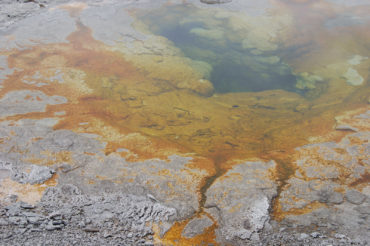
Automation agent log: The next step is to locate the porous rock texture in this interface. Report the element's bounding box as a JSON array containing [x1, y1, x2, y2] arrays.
[[204, 161, 277, 244], [275, 109, 370, 245], [0, 184, 176, 246]]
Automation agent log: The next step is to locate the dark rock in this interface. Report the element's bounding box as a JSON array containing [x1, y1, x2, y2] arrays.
[[335, 125, 359, 132], [52, 220, 64, 225], [30, 228, 42, 232], [83, 226, 100, 232], [19, 202, 35, 209]]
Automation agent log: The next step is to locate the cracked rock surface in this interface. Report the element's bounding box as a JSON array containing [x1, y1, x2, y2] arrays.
[[205, 160, 277, 244], [0, 184, 176, 246]]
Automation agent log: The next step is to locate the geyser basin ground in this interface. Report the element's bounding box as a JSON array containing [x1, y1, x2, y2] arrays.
[[0, 0, 369, 245]]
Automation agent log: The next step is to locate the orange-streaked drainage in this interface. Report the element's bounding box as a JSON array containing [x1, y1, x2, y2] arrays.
[[0, 6, 369, 244]]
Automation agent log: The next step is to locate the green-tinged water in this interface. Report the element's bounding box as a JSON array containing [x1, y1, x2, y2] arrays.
[[139, 5, 303, 94]]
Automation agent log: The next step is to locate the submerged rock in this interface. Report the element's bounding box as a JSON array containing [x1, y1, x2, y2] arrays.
[[295, 72, 323, 90], [190, 27, 224, 40], [343, 68, 364, 86]]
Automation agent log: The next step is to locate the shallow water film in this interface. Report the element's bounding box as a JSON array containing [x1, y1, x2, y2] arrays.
[[0, 0, 369, 245]]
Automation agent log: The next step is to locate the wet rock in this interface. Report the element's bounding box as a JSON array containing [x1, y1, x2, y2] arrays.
[[190, 28, 224, 40], [186, 79, 215, 97], [295, 72, 323, 90], [343, 68, 364, 86], [182, 215, 213, 238], [345, 189, 366, 205]]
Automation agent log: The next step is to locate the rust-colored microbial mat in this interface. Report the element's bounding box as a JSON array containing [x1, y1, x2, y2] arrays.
[[0, 0, 369, 245]]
